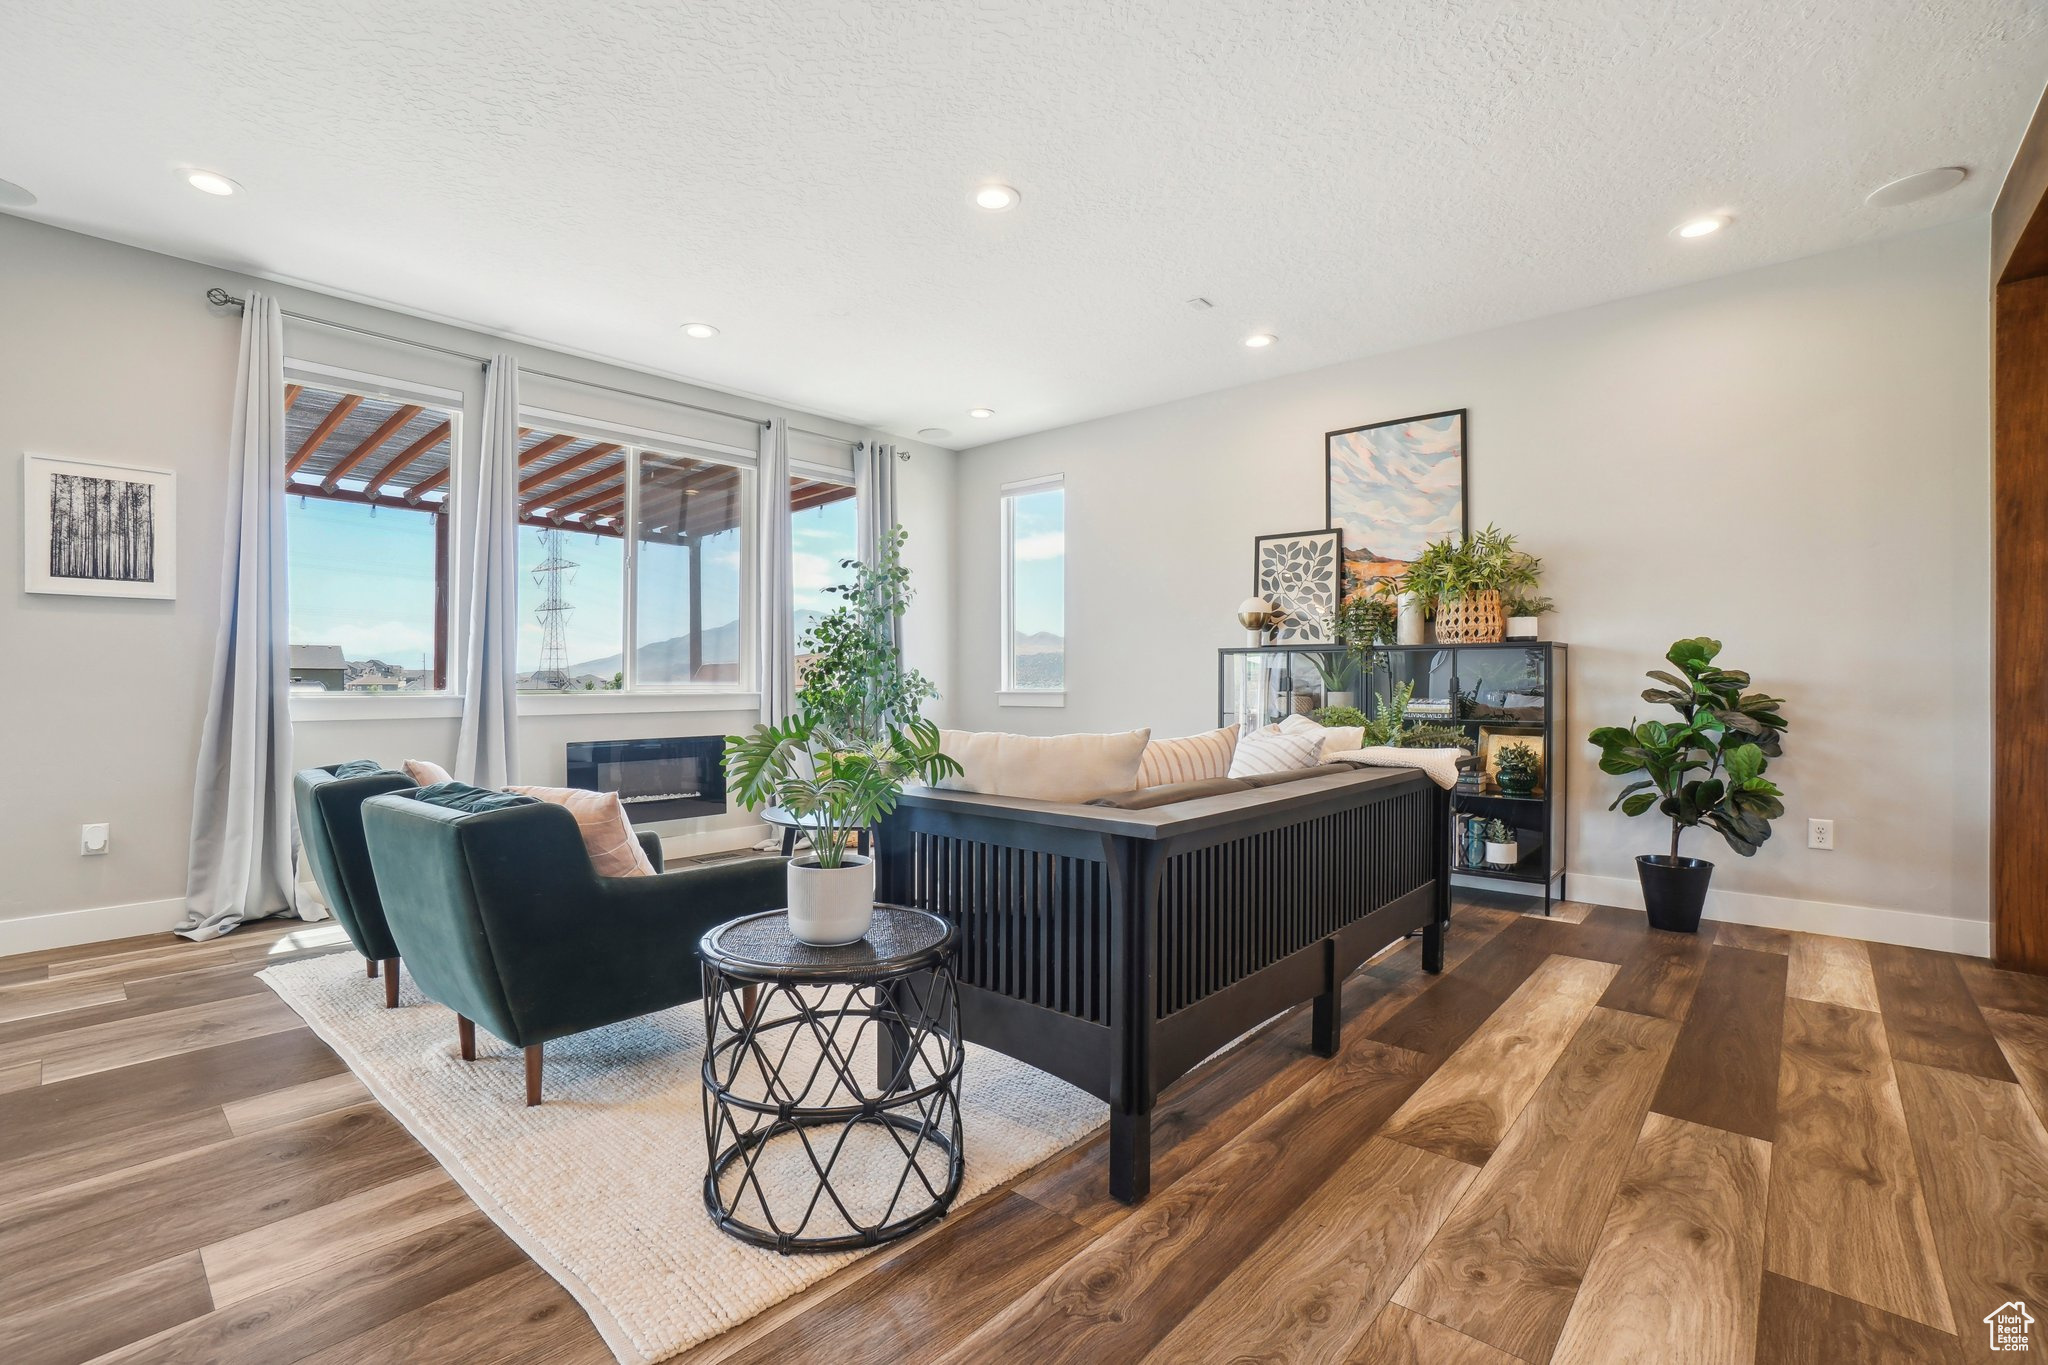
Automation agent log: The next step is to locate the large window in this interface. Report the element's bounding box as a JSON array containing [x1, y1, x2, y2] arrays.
[[516, 426, 750, 692], [284, 382, 456, 692], [790, 473, 857, 679], [1002, 475, 1065, 693]]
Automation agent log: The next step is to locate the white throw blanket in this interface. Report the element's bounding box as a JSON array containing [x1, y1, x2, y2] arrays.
[[1328, 745, 1465, 790]]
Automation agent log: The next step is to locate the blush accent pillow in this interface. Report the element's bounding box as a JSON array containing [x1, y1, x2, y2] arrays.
[[1228, 724, 1327, 778], [1137, 726, 1239, 787], [403, 757, 455, 787], [505, 785, 656, 878], [1278, 712, 1365, 754], [936, 729, 1151, 803]]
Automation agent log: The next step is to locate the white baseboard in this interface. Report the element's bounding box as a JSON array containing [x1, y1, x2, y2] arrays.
[[1501, 871, 1991, 957], [0, 896, 187, 958]]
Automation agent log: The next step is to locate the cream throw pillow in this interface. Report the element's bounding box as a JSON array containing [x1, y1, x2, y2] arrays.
[[403, 757, 454, 787], [1137, 726, 1239, 787], [936, 729, 1151, 803], [505, 785, 656, 878], [1229, 725, 1326, 778], [1278, 713, 1364, 754]]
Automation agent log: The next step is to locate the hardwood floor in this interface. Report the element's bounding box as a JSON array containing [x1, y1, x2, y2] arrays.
[[3, 897, 2046, 1364]]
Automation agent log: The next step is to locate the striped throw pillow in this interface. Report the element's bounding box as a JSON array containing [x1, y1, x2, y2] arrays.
[[1228, 725, 1326, 778], [1137, 726, 1239, 787]]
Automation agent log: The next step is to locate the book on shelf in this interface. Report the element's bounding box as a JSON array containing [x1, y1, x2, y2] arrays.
[[1406, 698, 1454, 717]]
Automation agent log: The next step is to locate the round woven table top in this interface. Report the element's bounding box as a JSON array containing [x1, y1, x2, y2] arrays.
[[699, 905, 954, 982]]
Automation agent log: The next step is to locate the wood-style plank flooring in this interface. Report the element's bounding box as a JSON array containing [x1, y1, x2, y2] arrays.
[[4, 894, 2047, 1364]]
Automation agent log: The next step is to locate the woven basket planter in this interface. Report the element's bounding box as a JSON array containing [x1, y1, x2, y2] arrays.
[[1434, 590, 1505, 643]]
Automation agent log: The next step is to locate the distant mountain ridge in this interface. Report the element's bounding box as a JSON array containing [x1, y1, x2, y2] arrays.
[[566, 610, 829, 677]]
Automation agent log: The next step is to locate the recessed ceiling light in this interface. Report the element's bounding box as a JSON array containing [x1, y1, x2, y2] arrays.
[[1673, 215, 1729, 239], [972, 184, 1019, 212], [1244, 333, 1277, 348], [917, 427, 952, 439], [968, 408, 996, 419], [181, 168, 241, 197], [1866, 167, 1968, 208], [0, 178, 37, 209], [680, 322, 719, 339]]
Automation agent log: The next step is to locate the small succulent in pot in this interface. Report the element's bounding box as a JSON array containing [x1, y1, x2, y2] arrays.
[[1481, 818, 1519, 868], [1493, 740, 1541, 794]]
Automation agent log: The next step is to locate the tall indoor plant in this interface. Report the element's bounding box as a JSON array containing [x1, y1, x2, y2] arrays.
[[726, 715, 960, 944], [797, 526, 937, 742], [1588, 637, 1789, 932]]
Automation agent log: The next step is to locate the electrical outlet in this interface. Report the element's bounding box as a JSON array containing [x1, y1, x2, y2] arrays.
[[80, 823, 110, 856], [1807, 818, 1834, 851]]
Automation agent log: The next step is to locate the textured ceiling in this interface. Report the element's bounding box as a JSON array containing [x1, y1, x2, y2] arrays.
[[2, 1, 2043, 449]]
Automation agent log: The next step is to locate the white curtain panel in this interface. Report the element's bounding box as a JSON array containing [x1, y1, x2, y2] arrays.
[[855, 439, 902, 652], [180, 291, 305, 941], [455, 355, 521, 788], [756, 418, 796, 725]]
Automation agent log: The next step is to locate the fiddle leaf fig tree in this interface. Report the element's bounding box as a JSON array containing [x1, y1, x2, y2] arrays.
[[1589, 637, 1789, 859]]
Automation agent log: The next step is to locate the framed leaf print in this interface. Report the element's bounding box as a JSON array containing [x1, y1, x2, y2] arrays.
[[1252, 529, 1342, 643]]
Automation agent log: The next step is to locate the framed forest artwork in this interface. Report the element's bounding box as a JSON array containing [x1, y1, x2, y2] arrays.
[[1325, 409, 1467, 596], [22, 453, 177, 599], [1252, 528, 1342, 643]]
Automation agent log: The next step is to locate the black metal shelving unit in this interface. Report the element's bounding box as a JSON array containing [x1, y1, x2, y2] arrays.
[[1218, 641, 1569, 913]]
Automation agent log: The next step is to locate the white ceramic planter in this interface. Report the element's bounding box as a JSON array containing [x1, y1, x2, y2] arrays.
[[1397, 592, 1427, 646], [1506, 614, 1541, 640], [786, 854, 876, 945], [1325, 690, 1356, 710], [1485, 839, 1519, 869]]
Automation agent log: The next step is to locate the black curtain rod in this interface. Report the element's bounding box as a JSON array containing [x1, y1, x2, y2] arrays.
[[205, 287, 772, 430]]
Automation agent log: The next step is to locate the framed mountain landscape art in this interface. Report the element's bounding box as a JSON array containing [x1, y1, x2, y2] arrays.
[[22, 453, 177, 599], [1252, 528, 1343, 643], [1325, 409, 1467, 594]]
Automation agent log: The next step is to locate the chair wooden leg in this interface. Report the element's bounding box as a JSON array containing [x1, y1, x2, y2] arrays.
[[525, 1044, 543, 1106], [366, 958, 379, 979], [458, 1015, 476, 1061], [382, 959, 400, 1009]]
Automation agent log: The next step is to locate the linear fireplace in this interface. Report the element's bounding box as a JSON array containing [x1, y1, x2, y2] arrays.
[[566, 736, 727, 825]]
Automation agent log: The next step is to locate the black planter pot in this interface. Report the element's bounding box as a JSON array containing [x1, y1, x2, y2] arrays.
[[1637, 855, 1714, 933]]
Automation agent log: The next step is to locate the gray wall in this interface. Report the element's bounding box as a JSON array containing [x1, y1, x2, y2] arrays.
[[951, 221, 1993, 950], [0, 214, 956, 940]]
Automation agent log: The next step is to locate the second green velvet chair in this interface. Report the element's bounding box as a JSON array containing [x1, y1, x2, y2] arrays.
[[361, 789, 787, 1104]]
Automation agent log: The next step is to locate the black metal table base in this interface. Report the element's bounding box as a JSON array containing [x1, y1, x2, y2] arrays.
[[698, 909, 964, 1255]]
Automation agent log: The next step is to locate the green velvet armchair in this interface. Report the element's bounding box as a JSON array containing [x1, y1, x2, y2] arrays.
[[360, 790, 787, 1104], [294, 764, 417, 1006]]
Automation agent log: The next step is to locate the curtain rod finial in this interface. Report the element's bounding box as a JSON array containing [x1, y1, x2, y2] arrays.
[[205, 287, 241, 310]]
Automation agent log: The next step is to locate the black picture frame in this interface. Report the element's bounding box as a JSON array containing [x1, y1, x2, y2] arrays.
[[1252, 527, 1344, 644], [1324, 408, 1469, 591]]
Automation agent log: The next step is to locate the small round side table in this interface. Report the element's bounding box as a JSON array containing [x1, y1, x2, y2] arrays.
[[698, 905, 964, 1254]]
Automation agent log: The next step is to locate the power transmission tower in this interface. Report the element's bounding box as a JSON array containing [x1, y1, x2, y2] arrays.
[[531, 528, 577, 690]]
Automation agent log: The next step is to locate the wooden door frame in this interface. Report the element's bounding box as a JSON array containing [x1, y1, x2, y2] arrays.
[[1993, 81, 2048, 971]]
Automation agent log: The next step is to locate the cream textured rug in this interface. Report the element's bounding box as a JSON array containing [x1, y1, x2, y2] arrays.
[[258, 952, 1101, 1364]]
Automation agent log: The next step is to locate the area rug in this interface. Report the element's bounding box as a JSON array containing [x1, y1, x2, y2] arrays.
[[258, 952, 1101, 1364]]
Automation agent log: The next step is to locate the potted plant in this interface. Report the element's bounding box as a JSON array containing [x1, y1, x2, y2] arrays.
[[1389, 525, 1543, 644], [1503, 588, 1555, 641], [1335, 590, 1397, 650], [725, 714, 961, 944], [1588, 637, 1790, 933], [797, 527, 937, 743], [1482, 818, 1518, 869], [1307, 651, 1357, 710], [1493, 740, 1541, 794]]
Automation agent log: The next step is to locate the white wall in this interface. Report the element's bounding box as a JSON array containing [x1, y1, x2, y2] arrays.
[[952, 221, 1993, 952], [0, 214, 956, 947]]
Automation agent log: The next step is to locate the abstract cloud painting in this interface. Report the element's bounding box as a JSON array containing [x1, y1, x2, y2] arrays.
[[1325, 409, 1467, 591]]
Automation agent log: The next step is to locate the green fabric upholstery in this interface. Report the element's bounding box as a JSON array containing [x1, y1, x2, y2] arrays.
[[361, 792, 785, 1048], [413, 781, 540, 813], [293, 764, 418, 962], [636, 829, 665, 873]]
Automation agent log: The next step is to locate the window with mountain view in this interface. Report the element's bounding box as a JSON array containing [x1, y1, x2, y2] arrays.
[[514, 430, 747, 692], [1002, 476, 1065, 692], [283, 383, 456, 693], [633, 452, 745, 687], [791, 473, 857, 681]]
